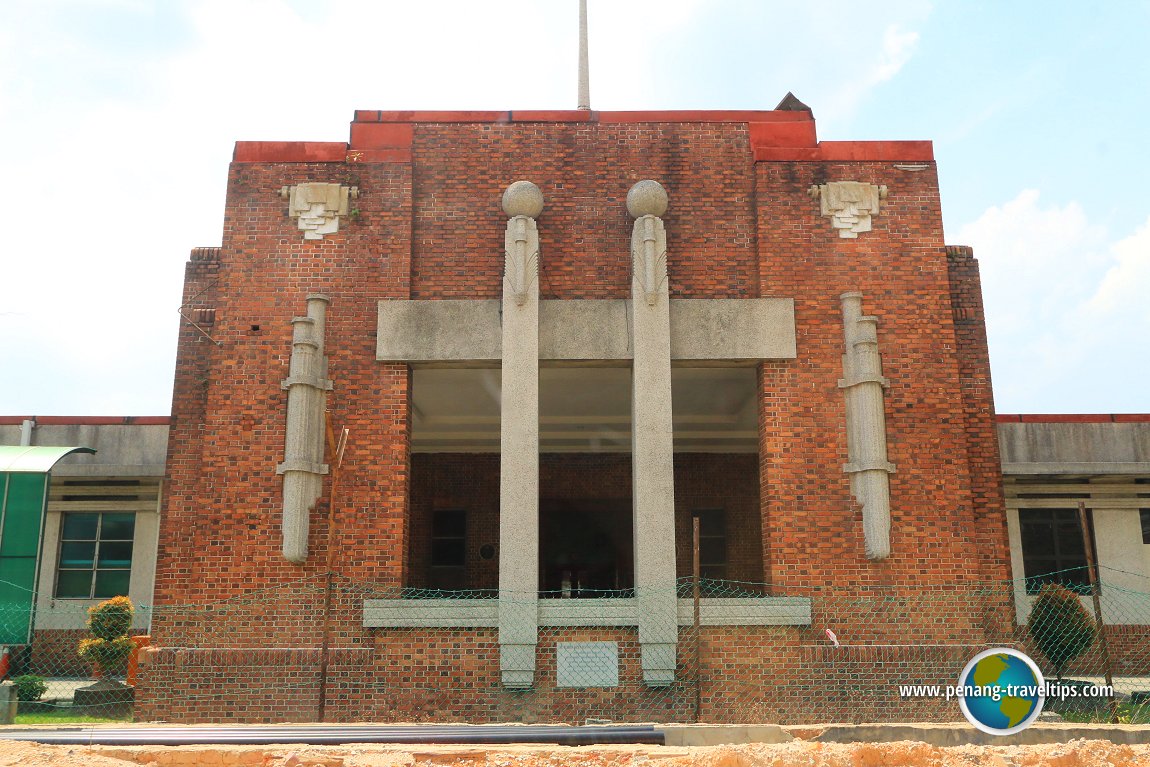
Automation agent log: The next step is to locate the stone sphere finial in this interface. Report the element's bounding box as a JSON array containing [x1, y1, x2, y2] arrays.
[[626, 180, 668, 218], [502, 181, 545, 218]]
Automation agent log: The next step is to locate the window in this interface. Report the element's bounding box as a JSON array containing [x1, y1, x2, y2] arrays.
[[693, 509, 728, 581], [1019, 508, 1094, 595], [428, 509, 466, 589], [54, 512, 135, 599]]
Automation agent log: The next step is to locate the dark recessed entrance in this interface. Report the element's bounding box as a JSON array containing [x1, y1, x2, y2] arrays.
[[540, 499, 633, 596]]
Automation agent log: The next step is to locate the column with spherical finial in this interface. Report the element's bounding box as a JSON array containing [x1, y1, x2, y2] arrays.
[[498, 180, 544, 688], [626, 180, 678, 686]]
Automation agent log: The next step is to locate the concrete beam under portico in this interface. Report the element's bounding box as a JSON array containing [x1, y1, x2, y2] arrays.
[[377, 298, 796, 363]]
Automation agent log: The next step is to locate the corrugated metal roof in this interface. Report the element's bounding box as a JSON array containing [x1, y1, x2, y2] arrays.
[[0, 445, 96, 473]]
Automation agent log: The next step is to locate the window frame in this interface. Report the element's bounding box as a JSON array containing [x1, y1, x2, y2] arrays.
[[53, 511, 136, 600], [428, 508, 467, 589], [1018, 507, 1096, 595]]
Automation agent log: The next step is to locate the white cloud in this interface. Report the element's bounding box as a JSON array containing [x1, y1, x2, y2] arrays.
[[810, 23, 920, 122], [0, 0, 676, 415], [872, 25, 920, 84], [959, 191, 1149, 412], [1086, 217, 1150, 319], [770, 5, 932, 122]]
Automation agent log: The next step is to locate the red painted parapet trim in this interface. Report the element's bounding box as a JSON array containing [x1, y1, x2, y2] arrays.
[[510, 110, 595, 122], [819, 141, 934, 161], [353, 110, 512, 123], [351, 109, 814, 124], [597, 110, 811, 124], [0, 416, 171, 425], [347, 123, 414, 162], [747, 120, 819, 149], [349, 123, 413, 149], [240, 111, 930, 163], [233, 142, 348, 163], [996, 414, 1150, 423]]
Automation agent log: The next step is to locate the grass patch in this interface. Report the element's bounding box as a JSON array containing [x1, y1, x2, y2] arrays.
[[1058, 701, 1150, 724], [15, 708, 131, 725]]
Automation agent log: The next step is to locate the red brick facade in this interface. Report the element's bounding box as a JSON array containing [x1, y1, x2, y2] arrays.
[[140, 108, 1014, 723]]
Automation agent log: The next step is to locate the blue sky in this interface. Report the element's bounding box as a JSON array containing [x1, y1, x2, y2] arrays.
[[1, 0, 1147, 415]]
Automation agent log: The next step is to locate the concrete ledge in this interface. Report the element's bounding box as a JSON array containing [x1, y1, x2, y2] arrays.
[[48, 464, 167, 477], [364, 597, 812, 628], [363, 599, 498, 628], [794, 723, 1150, 747], [660, 724, 793, 746], [675, 597, 812, 626], [1001, 462, 1150, 475], [539, 599, 637, 626]]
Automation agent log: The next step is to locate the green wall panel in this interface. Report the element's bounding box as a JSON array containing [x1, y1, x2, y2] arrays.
[[0, 472, 48, 644]]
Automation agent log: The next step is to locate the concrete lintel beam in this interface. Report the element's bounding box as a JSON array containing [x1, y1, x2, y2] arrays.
[[377, 298, 796, 362]]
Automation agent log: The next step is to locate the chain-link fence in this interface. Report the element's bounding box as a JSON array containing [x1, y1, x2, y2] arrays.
[[4, 567, 1150, 724]]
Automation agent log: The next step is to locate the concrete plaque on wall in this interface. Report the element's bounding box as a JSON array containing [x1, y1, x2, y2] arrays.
[[556, 641, 619, 688]]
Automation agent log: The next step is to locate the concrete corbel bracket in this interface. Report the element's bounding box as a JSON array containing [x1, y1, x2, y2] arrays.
[[809, 182, 888, 238], [631, 216, 668, 306], [504, 216, 540, 307], [280, 183, 359, 240], [838, 292, 894, 560]]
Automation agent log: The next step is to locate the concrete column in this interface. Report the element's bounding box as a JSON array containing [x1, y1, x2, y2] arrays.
[[0, 681, 15, 724], [839, 292, 896, 560], [627, 180, 678, 686], [498, 181, 544, 688], [277, 294, 331, 564]]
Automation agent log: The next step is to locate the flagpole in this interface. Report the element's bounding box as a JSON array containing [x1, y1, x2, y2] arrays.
[[578, 0, 590, 110]]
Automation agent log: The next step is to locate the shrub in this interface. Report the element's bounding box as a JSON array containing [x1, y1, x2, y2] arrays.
[[12, 674, 47, 702], [1027, 582, 1097, 680], [77, 596, 135, 676], [77, 636, 134, 673], [87, 596, 133, 641]]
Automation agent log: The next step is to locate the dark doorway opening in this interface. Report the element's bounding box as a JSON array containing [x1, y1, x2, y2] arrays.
[[540, 499, 633, 597]]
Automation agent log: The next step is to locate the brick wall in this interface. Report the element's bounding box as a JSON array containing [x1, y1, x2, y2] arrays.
[[135, 618, 1008, 724], [27, 629, 89, 677], [410, 123, 758, 301], [946, 246, 1016, 638]]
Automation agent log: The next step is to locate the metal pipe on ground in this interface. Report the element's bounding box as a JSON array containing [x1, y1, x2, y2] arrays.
[[0, 724, 665, 747]]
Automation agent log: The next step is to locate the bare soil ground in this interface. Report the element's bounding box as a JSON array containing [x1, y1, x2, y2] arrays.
[[1, 739, 1148, 767]]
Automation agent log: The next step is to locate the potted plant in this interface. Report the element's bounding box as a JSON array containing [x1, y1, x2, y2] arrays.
[[1027, 583, 1096, 682], [74, 596, 136, 711], [77, 596, 134, 678]]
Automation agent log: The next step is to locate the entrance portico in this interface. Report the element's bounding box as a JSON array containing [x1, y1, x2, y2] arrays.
[[371, 181, 803, 687]]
